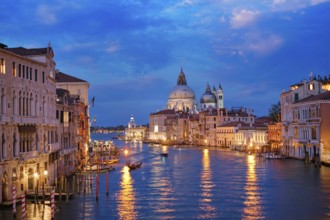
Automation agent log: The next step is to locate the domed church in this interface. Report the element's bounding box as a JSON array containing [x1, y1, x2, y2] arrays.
[[200, 83, 224, 111], [167, 68, 198, 113]]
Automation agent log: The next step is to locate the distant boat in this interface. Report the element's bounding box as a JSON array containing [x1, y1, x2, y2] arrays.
[[160, 152, 168, 157], [126, 160, 142, 170], [263, 152, 287, 159]]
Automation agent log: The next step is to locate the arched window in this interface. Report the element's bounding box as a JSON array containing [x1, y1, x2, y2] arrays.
[[13, 133, 17, 157], [2, 132, 6, 159], [1, 88, 5, 114]]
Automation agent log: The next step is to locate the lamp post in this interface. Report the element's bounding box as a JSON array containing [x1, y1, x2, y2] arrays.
[[124, 149, 128, 165], [34, 171, 39, 203], [43, 170, 48, 203]]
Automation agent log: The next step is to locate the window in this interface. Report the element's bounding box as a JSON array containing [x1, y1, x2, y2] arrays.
[[311, 126, 317, 140], [294, 93, 299, 102], [0, 58, 5, 73], [294, 127, 298, 139], [35, 69, 38, 81], [42, 71, 45, 83], [18, 64, 21, 77], [30, 67, 32, 80], [22, 65, 25, 78], [309, 83, 315, 91], [26, 66, 28, 79], [12, 62, 16, 76], [2, 133, 6, 159]]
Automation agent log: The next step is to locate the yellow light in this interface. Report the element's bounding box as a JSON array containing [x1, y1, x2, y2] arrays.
[[34, 172, 39, 178], [204, 149, 209, 154], [44, 170, 48, 176], [124, 150, 128, 156]]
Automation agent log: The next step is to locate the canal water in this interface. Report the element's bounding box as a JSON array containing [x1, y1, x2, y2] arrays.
[[1, 132, 330, 219]]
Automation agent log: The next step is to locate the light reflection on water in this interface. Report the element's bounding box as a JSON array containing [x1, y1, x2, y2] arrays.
[[3, 134, 330, 219], [117, 166, 137, 219], [198, 148, 216, 219], [243, 155, 263, 219]]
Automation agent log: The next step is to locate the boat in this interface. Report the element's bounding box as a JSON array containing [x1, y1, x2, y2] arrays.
[[263, 152, 287, 159], [126, 160, 142, 170], [160, 152, 168, 157], [78, 163, 115, 174]]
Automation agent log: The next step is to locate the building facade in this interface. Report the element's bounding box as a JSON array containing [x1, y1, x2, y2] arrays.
[[0, 43, 57, 203]]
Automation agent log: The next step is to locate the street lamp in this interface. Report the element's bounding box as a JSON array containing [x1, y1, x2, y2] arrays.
[[34, 171, 39, 203], [43, 170, 48, 203], [124, 150, 128, 165]]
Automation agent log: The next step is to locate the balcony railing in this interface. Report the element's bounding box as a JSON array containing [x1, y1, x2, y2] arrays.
[[20, 150, 38, 160]]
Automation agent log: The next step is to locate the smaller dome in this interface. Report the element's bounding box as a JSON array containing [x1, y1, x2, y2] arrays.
[[200, 83, 216, 104]]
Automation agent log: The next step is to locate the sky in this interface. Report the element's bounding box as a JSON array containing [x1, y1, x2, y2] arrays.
[[1, 0, 330, 126]]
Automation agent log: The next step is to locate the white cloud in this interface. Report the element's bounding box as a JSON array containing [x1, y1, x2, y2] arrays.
[[246, 34, 283, 55], [36, 5, 57, 25], [106, 42, 120, 53], [230, 9, 260, 29], [311, 0, 330, 5], [61, 42, 96, 52], [273, 0, 286, 5]]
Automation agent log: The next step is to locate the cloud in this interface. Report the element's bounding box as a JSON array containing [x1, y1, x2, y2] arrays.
[[273, 0, 286, 5], [311, 0, 330, 5], [60, 42, 96, 52], [230, 8, 260, 29], [36, 5, 57, 25], [106, 41, 120, 53], [246, 34, 283, 55]]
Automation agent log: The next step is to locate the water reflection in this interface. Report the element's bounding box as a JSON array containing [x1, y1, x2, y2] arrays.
[[199, 149, 216, 219], [243, 155, 263, 219], [117, 166, 137, 219], [27, 203, 52, 219]]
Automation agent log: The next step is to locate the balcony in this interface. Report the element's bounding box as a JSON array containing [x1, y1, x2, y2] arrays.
[[44, 143, 61, 154], [0, 115, 10, 123], [20, 150, 38, 161]]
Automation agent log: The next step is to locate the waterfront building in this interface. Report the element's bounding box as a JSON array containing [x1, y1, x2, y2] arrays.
[[268, 122, 282, 152], [280, 77, 326, 159], [0, 43, 57, 203], [289, 91, 330, 163], [125, 115, 148, 141], [149, 109, 176, 142], [55, 71, 90, 173]]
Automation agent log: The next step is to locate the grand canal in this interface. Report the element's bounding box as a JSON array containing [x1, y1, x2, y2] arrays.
[[1, 132, 330, 219]]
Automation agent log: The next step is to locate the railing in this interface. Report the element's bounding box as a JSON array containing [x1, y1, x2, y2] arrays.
[[20, 150, 38, 160]]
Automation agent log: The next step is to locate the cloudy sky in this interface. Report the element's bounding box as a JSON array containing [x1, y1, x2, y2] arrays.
[[1, 0, 330, 126]]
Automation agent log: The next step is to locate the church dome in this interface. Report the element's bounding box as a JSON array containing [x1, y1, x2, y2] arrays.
[[168, 85, 196, 100], [167, 69, 197, 112], [200, 83, 216, 104]]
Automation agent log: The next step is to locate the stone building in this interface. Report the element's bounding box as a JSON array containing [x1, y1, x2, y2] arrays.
[[0, 43, 57, 203], [125, 115, 148, 141], [280, 77, 326, 159]]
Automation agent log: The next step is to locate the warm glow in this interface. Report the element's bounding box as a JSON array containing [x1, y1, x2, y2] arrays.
[[243, 154, 263, 218], [199, 144, 215, 218], [118, 166, 136, 218], [43, 170, 48, 176], [163, 146, 167, 152], [124, 150, 128, 156], [34, 172, 39, 178]]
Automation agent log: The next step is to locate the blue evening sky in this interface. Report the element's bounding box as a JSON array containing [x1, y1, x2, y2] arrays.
[[1, 0, 330, 126]]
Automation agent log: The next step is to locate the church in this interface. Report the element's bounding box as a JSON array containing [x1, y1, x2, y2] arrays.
[[166, 68, 223, 113], [148, 68, 224, 142]]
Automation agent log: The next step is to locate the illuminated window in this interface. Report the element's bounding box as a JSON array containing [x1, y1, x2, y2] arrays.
[[154, 125, 158, 132], [309, 83, 314, 90], [294, 127, 298, 139], [12, 62, 16, 76], [311, 126, 317, 140], [0, 58, 5, 73]]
